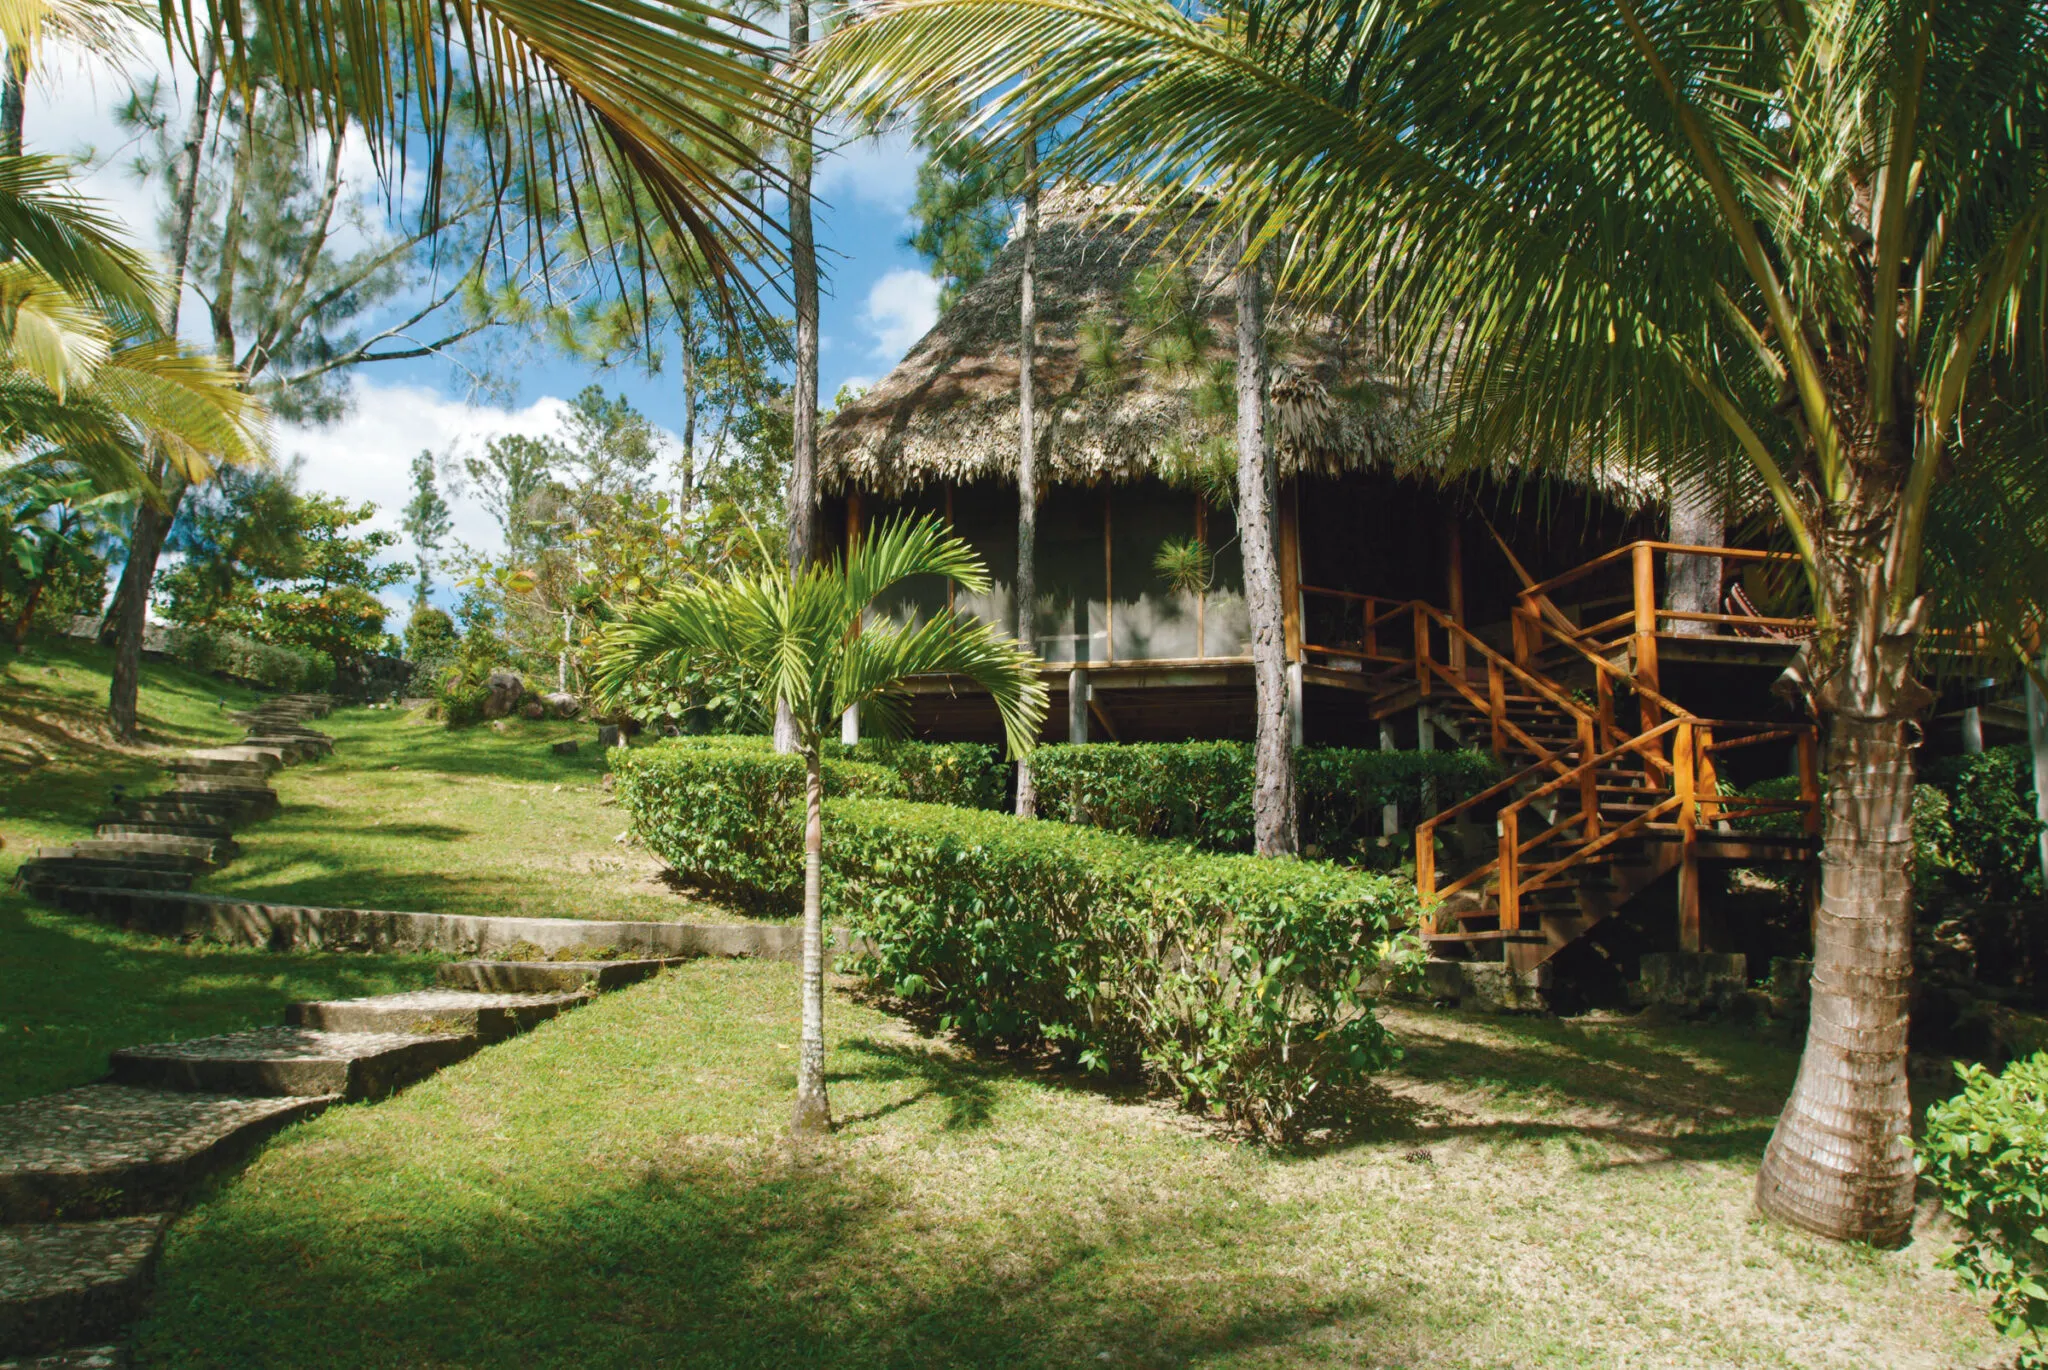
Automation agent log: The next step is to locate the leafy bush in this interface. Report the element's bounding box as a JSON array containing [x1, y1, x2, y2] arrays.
[[167, 625, 334, 692], [610, 736, 1416, 1138], [829, 799, 1413, 1139], [838, 738, 1005, 809], [1919, 1053, 2048, 1366], [609, 736, 905, 909], [1028, 742, 1498, 856], [404, 607, 459, 686], [1928, 747, 2044, 901]]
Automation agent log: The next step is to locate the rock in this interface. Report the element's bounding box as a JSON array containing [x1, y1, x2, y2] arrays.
[[550, 740, 579, 757], [597, 725, 624, 749], [482, 671, 524, 719], [521, 701, 545, 720], [542, 692, 581, 719], [1632, 952, 1747, 1015]]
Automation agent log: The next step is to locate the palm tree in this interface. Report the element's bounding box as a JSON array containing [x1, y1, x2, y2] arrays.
[[819, 0, 2048, 1243], [592, 515, 1047, 1134]]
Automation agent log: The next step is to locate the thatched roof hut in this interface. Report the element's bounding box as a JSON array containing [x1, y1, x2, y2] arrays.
[[820, 192, 1423, 498]]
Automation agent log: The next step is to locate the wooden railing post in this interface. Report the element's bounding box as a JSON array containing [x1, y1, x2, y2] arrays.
[[1595, 669, 1617, 753], [1488, 659, 1506, 756], [1578, 716, 1600, 840], [1416, 820, 1436, 904], [1798, 727, 1822, 839], [1512, 598, 1534, 670], [1497, 809, 1519, 933], [1632, 540, 1661, 699], [1413, 602, 1432, 695], [1674, 720, 1701, 953]]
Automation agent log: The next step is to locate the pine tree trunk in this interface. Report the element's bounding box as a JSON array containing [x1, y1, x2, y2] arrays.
[[105, 41, 216, 737], [1666, 478, 1722, 637], [776, 0, 819, 758], [1235, 234, 1296, 856], [1013, 140, 1040, 819], [791, 743, 832, 1135], [679, 300, 697, 512], [2028, 659, 2048, 891], [1755, 535, 1929, 1246]]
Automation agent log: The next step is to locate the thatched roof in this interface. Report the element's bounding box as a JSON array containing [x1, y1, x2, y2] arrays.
[[821, 192, 1423, 497]]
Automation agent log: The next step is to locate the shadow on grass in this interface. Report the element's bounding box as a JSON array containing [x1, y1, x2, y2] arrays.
[[137, 1137, 1390, 1369], [0, 897, 439, 1105], [829, 1037, 1000, 1132]]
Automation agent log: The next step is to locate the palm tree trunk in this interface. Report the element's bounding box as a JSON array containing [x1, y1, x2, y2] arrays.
[[1755, 548, 1928, 1245], [1235, 232, 1296, 856], [776, 0, 820, 757], [1, 54, 25, 161], [1666, 477, 1722, 637], [792, 742, 832, 1135], [1013, 138, 1040, 819]]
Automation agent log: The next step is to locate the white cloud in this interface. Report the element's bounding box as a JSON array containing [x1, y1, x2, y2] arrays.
[[861, 268, 941, 362], [816, 126, 921, 218]]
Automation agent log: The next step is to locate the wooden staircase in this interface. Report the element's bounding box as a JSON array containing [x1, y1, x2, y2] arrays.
[[1300, 541, 1824, 974]]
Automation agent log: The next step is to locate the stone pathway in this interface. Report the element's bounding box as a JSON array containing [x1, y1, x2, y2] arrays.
[[0, 694, 687, 1365]]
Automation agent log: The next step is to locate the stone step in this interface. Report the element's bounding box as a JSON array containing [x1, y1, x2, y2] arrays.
[[435, 958, 689, 994], [189, 745, 286, 772], [30, 847, 204, 873], [155, 783, 276, 818], [40, 837, 229, 868], [287, 989, 594, 1042], [165, 758, 270, 783], [15, 862, 192, 894], [0, 1087, 332, 1224], [93, 821, 234, 844], [239, 734, 329, 761], [105, 794, 251, 820], [0, 1216, 169, 1360], [109, 1028, 478, 1101]]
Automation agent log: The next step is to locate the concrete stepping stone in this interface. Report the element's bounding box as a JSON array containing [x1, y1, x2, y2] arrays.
[[15, 862, 193, 895], [0, 1087, 332, 1224], [109, 1028, 478, 1101], [38, 838, 228, 869], [180, 748, 282, 774], [288, 989, 594, 1041], [0, 1216, 168, 1360], [165, 760, 270, 786], [155, 784, 276, 819], [435, 958, 690, 994], [92, 821, 233, 844], [239, 734, 329, 761]]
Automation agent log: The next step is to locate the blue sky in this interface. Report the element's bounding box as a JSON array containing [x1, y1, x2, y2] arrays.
[[31, 40, 947, 622]]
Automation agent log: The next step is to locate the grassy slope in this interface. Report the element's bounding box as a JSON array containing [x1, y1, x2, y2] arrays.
[[0, 637, 440, 1104], [135, 962, 1997, 1370], [192, 707, 740, 923]]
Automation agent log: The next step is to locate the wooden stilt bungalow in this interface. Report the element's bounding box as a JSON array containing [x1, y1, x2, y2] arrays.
[[820, 196, 1827, 985]]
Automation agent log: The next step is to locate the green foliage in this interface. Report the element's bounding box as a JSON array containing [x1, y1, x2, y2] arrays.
[[0, 469, 125, 645], [167, 624, 336, 692], [1030, 742, 1499, 858], [1929, 748, 2045, 902], [1918, 1054, 2048, 1366], [831, 800, 1412, 1140], [403, 607, 459, 684], [1152, 535, 1213, 596], [904, 122, 1028, 308], [838, 738, 1006, 809], [401, 451, 454, 608], [609, 737, 905, 908]]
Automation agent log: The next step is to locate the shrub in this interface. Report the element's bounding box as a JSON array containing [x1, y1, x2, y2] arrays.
[[610, 736, 1417, 1138], [828, 799, 1414, 1139], [167, 625, 334, 692], [1929, 747, 2044, 901], [1919, 1053, 2048, 1366], [839, 738, 1006, 809], [1028, 742, 1498, 856], [404, 607, 459, 686], [609, 736, 905, 909]]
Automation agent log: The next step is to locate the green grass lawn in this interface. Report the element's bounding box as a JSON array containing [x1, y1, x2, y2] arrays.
[[192, 706, 742, 922], [132, 962, 1999, 1369], [0, 636, 443, 1104]]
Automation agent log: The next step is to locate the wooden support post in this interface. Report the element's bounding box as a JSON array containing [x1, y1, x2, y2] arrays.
[[1413, 603, 1432, 695], [1596, 670, 1617, 754], [1695, 725, 1721, 825], [1675, 720, 1701, 953], [1445, 514, 1466, 677], [1068, 668, 1089, 745], [1632, 540, 1661, 701], [1380, 720, 1400, 837], [1364, 598, 1378, 660], [1511, 600, 1533, 670], [1497, 808, 1519, 933], [1798, 727, 1822, 840], [1578, 716, 1600, 839], [1102, 489, 1113, 663], [1287, 659, 1305, 749], [1418, 705, 1438, 817], [1487, 659, 1506, 757], [1278, 479, 1302, 662], [1416, 820, 1436, 904], [842, 495, 863, 747]]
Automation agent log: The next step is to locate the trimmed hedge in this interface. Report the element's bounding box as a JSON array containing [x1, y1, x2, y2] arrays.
[[1029, 742, 1498, 856], [166, 625, 335, 692], [1919, 1053, 2048, 1365], [609, 737, 904, 909], [841, 738, 1005, 809], [611, 737, 1417, 1138]]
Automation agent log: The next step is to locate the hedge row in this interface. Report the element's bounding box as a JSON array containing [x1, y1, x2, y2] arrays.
[[610, 738, 1418, 1138], [1030, 742, 1499, 856], [166, 625, 335, 692]]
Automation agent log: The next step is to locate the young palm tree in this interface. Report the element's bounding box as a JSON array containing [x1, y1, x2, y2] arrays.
[[592, 515, 1047, 1135], [819, 0, 2048, 1243]]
